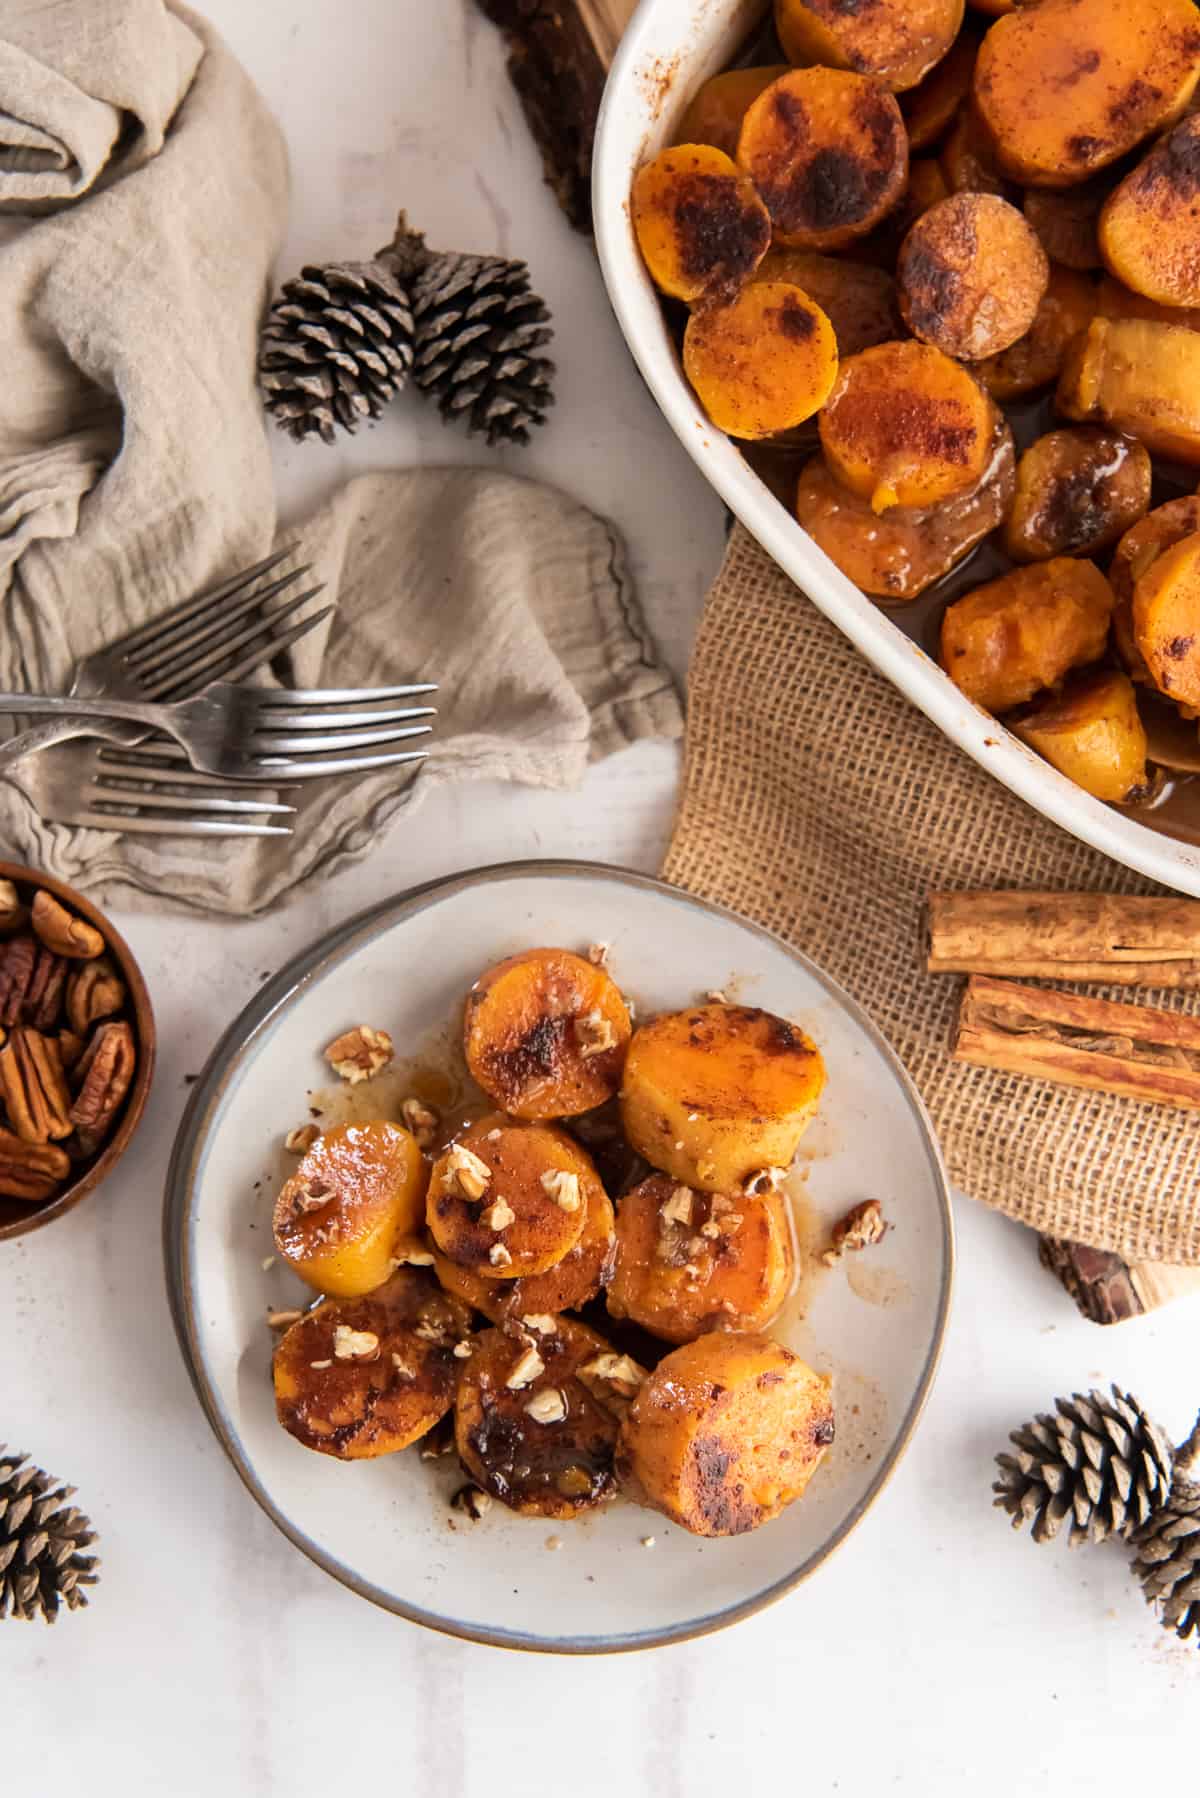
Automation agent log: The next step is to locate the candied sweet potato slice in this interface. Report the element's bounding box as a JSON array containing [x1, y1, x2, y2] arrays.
[[819, 339, 997, 513], [1132, 531, 1200, 710], [619, 1002, 825, 1194], [774, 0, 964, 94], [683, 281, 838, 440], [464, 946, 631, 1120], [427, 1114, 593, 1280], [905, 158, 951, 222], [616, 1332, 834, 1537], [736, 67, 907, 251], [938, 104, 1012, 200], [1012, 668, 1151, 802], [1004, 428, 1151, 564], [673, 66, 790, 159], [898, 192, 1048, 360], [273, 1120, 429, 1299], [1095, 275, 1200, 336], [1057, 317, 1200, 464], [1111, 498, 1200, 683], [940, 558, 1115, 712], [975, 266, 1097, 401], [752, 248, 900, 357], [902, 30, 978, 151], [607, 1173, 794, 1346], [631, 144, 770, 304], [1024, 181, 1107, 273], [1099, 116, 1200, 310], [432, 1173, 615, 1324], [974, 0, 1200, 189]]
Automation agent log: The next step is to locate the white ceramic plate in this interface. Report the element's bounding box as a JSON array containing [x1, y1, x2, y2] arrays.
[[165, 863, 952, 1652], [593, 0, 1200, 898]]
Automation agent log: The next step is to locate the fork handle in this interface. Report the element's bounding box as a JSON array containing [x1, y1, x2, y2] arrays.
[[0, 694, 172, 724], [0, 716, 151, 771]]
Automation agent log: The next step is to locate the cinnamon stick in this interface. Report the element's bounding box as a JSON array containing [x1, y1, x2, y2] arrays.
[[1038, 1236, 1200, 1324], [928, 890, 1200, 987], [953, 974, 1200, 1108]]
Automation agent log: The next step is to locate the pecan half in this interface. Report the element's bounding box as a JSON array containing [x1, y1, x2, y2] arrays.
[[0, 935, 36, 1027], [31, 891, 105, 960], [324, 1025, 393, 1083], [0, 1128, 70, 1202], [57, 1030, 85, 1073], [0, 1028, 73, 1143], [70, 1020, 136, 1155], [0, 879, 27, 934], [24, 946, 68, 1032], [65, 956, 126, 1035]]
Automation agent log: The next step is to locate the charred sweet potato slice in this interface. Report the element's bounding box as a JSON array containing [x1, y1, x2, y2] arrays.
[[1012, 668, 1151, 803], [752, 248, 900, 357], [272, 1120, 429, 1298], [683, 281, 839, 440], [1111, 498, 1200, 683], [455, 1319, 625, 1519], [620, 1002, 825, 1194], [631, 144, 771, 303], [1024, 181, 1107, 272], [426, 1114, 592, 1280], [736, 67, 908, 251], [902, 29, 978, 151], [1057, 317, 1200, 464], [898, 192, 1048, 359], [1132, 531, 1200, 710], [432, 1174, 615, 1324], [973, 0, 1200, 189], [940, 558, 1115, 712], [272, 1271, 472, 1460], [774, 0, 964, 94], [975, 266, 1097, 401], [464, 947, 631, 1119], [673, 66, 791, 159], [607, 1173, 794, 1346], [616, 1332, 834, 1537], [819, 339, 997, 513], [1004, 428, 1151, 564], [1099, 116, 1200, 310]]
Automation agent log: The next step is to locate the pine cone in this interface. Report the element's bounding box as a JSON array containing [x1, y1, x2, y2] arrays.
[[0, 1445, 99, 1622], [993, 1386, 1175, 1547], [390, 217, 555, 447], [259, 260, 415, 444], [1132, 1411, 1200, 1646]]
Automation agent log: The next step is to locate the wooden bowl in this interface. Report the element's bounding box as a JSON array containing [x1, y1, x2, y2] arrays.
[[0, 862, 155, 1240]]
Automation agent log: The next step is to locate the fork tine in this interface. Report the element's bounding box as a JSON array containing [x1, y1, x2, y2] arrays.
[[128, 565, 313, 682], [248, 747, 429, 779], [249, 704, 437, 729], [94, 751, 299, 791], [254, 683, 439, 704], [65, 808, 293, 838], [104, 548, 297, 658], [82, 782, 296, 817], [249, 722, 434, 755], [153, 590, 328, 697], [215, 603, 334, 688]]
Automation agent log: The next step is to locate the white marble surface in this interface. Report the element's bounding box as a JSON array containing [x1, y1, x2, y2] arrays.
[[2, 3, 1198, 1789]]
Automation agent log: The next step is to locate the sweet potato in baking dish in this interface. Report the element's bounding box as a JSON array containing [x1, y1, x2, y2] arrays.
[[672, 66, 790, 160], [1111, 498, 1200, 684], [683, 282, 839, 440], [1012, 669, 1151, 803], [940, 559, 1115, 712], [1004, 429, 1151, 564], [617, 1332, 834, 1536], [1099, 116, 1200, 311], [736, 67, 907, 251], [1058, 318, 1200, 465], [973, 0, 1200, 189], [426, 1114, 592, 1279], [464, 946, 630, 1119], [975, 267, 1097, 402], [631, 144, 770, 304], [898, 192, 1048, 360], [752, 248, 900, 358], [774, 0, 964, 93], [1132, 531, 1200, 712]]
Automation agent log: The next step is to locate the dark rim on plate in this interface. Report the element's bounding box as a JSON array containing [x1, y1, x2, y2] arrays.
[[162, 860, 954, 1653]]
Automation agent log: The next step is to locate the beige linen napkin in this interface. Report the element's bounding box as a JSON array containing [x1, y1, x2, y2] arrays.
[[0, 2, 681, 912]]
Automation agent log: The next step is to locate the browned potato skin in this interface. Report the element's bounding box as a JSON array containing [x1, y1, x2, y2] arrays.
[[455, 1319, 621, 1519], [426, 1114, 591, 1279], [940, 559, 1116, 712], [1132, 530, 1200, 710], [736, 68, 908, 251], [898, 192, 1049, 360], [1012, 669, 1151, 803], [975, 266, 1097, 401], [795, 424, 1016, 603], [1024, 182, 1107, 273], [608, 1174, 794, 1345], [631, 145, 771, 304], [464, 947, 631, 1120], [902, 30, 978, 151], [752, 248, 901, 357], [1004, 428, 1151, 564], [672, 66, 790, 159], [272, 1121, 429, 1299], [683, 282, 839, 440], [620, 1003, 825, 1194], [432, 1177, 616, 1324], [775, 0, 964, 93], [616, 1333, 835, 1537], [273, 1271, 472, 1460], [1095, 275, 1200, 336], [1058, 317, 1200, 465], [973, 0, 1200, 189], [1099, 115, 1200, 309]]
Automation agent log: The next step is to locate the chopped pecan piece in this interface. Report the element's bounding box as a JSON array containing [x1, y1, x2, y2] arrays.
[[0, 1128, 70, 1202], [0, 1028, 73, 1143], [0, 935, 36, 1027], [0, 879, 27, 934], [23, 946, 68, 1031], [65, 956, 126, 1035], [324, 1025, 393, 1083], [31, 891, 105, 960], [822, 1199, 888, 1266], [69, 1020, 137, 1156]]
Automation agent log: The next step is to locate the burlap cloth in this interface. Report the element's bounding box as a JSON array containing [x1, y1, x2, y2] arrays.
[[664, 525, 1200, 1268], [0, 1, 680, 913]]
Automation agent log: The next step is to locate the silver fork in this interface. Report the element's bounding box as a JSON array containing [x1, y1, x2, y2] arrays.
[[0, 684, 437, 779]]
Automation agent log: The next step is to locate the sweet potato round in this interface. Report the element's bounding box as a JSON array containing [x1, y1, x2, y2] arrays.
[[1004, 428, 1151, 564], [736, 67, 908, 251], [1099, 116, 1200, 310], [1024, 181, 1107, 273], [619, 1002, 825, 1193], [974, 0, 1200, 189], [898, 192, 1048, 359], [905, 158, 952, 222], [1111, 498, 1200, 684], [616, 1333, 835, 1537], [1132, 531, 1200, 710], [795, 426, 1015, 603], [434, 1174, 615, 1325], [752, 248, 900, 357], [902, 29, 978, 151], [940, 558, 1115, 712], [631, 144, 771, 303], [464, 947, 631, 1120], [1012, 668, 1150, 803], [272, 1120, 428, 1299], [673, 66, 790, 159], [819, 339, 997, 513], [1057, 317, 1200, 465], [607, 1173, 794, 1345], [938, 104, 1011, 200], [1095, 275, 1200, 336], [774, 0, 964, 94], [683, 281, 839, 440], [426, 1114, 592, 1279], [975, 267, 1097, 402]]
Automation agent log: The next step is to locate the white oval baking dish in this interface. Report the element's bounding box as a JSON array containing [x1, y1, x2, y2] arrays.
[[593, 0, 1200, 896]]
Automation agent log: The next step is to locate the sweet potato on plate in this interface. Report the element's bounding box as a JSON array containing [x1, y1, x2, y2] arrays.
[[1004, 428, 1151, 564], [1132, 531, 1200, 710], [272, 1120, 428, 1298], [1099, 116, 1200, 310], [940, 559, 1115, 712], [631, 144, 771, 305], [464, 946, 631, 1120], [616, 1332, 835, 1537], [774, 0, 964, 94], [975, 267, 1097, 401], [426, 1114, 593, 1279], [683, 282, 839, 440], [1012, 669, 1151, 803], [752, 248, 900, 357], [1058, 317, 1200, 465], [898, 192, 1048, 360], [672, 66, 790, 160]]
